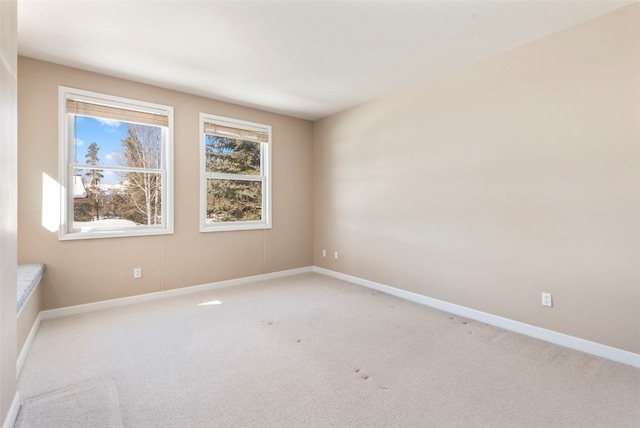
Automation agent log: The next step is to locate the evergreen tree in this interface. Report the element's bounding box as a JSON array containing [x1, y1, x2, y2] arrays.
[[74, 142, 104, 221], [205, 136, 261, 222]]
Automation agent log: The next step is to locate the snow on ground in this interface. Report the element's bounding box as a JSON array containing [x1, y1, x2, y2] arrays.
[[74, 218, 137, 227]]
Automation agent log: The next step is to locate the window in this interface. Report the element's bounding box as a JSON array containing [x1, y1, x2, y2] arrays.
[[59, 86, 173, 240], [200, 113, 271, 232]]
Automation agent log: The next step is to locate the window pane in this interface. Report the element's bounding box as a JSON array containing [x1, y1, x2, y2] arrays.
[[73, 116, 162, 169], [206, 178, 262, 222], [61, 87, 173, 240], [205, 135, 260, 175], [199, 113, 270, 232], [72, 168, 163, 229]]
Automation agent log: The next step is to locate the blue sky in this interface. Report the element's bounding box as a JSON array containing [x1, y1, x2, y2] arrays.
[[73, 116, 128, 185]]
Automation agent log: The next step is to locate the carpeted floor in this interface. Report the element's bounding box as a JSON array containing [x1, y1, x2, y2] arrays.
[[15, 376, 123, 428], [16, 273, 640, 427]]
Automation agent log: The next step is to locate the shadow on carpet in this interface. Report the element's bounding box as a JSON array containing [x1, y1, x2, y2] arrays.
[[14, 376, 123, 428]]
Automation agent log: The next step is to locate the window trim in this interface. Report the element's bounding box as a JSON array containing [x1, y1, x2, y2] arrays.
[[58, 86, 174, 240], [199, 113, 272, 232]]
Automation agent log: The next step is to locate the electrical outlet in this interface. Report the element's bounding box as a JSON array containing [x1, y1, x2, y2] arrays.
[[322, 249, 326, 258], [134, 268, 142, 279], [541, 292, 552, 307], [334, 251, 339, 260]]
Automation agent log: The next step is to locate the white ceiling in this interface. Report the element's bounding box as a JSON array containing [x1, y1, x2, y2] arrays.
[[18, 0, 632, 121]]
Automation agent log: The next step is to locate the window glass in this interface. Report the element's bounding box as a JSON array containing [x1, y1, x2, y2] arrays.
[[60, 87, 173, 239], [200, 114, 271, 232]]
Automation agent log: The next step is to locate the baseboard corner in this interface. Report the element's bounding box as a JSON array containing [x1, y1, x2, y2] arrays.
[[2, 391, 20, 428], [17, 312, 42, 377]]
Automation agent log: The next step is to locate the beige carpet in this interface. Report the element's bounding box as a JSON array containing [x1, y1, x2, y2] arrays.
[[16, 273, 640, 427], [14, 375, 123, 428]]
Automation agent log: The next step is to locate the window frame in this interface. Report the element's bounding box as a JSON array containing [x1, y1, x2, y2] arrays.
[[199, 113, 272, 232], [59, 86, 174, 240]]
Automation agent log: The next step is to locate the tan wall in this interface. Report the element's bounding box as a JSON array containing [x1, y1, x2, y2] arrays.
[[313, 5, 640, 354], [17, 286, 41, 357], [0, 0, 18, 423], [18, 57, 313, 310]]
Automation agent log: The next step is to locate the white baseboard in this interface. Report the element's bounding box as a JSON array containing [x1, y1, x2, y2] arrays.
[[2, 391, 20, 428], [17, 311, 41, 377], [40, 266, 313, 321], [28, 265, 640, 369], [312, 266, 640, 368]]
